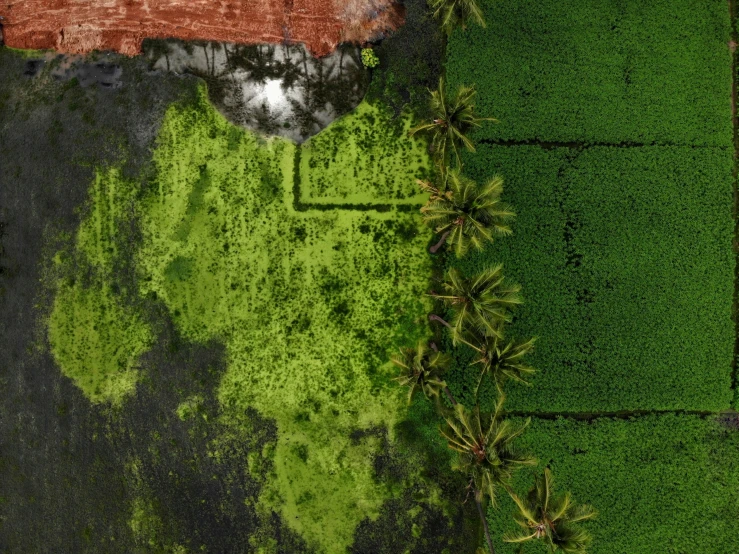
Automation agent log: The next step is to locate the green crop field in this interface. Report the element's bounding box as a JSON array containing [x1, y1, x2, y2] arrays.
[[446, 0, 733, 147], [442, 0, 739, 552], [483, 415, 739, 553], [447, 145, 735, 412]]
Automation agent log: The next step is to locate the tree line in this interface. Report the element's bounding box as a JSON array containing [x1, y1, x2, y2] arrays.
[[391, 1, 597, 552]]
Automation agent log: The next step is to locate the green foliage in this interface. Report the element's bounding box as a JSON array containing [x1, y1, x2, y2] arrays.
[[431, 265, 522, 346], [465, 331, 536, 397], [410, 77, 495, 169], [449, 145, 734, 412], [505, 468, 596, 553], [420, 169, 514, 257], [392, 341, 451, 404], [429, 0, 486, 35], [445, 0, 732, 146], [361, 48, 380, 69], [489, 416, 739, 553], [440, 399, 535, 505]]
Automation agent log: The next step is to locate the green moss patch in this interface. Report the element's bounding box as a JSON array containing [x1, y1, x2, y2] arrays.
[[48, 168, 152, 404], [134, 90, 433, 551], [45, 85, 437, 551], [48, 279, 151, 404]]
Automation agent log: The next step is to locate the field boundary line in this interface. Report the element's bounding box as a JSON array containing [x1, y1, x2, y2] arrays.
[[503, 408, 733, 421], [477, 138, 732, 150], [728, 0, 739, 406]]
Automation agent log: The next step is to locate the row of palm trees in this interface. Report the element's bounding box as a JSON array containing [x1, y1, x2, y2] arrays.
[[390, 3, 596, 552]]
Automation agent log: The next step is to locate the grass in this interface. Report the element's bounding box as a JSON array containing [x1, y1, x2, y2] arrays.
[[47, 88, 453, 552], [48, 169, 152, 404], [300, 101, 430, 205], [445, 0, 733, 146]]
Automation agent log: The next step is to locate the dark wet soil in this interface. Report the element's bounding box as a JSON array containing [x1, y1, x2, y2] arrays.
[[0, 49, 305, 553]]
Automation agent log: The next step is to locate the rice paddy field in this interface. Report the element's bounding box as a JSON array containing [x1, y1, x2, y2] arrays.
[[445, 0, 739, 551], [1, 0, 739, 552]]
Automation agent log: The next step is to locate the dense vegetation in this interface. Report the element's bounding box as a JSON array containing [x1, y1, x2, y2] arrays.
[[442, 0, 738, 552], [488, 416, 739, 553], [446, 0, 733, 147], [450, 145, 734, 412]]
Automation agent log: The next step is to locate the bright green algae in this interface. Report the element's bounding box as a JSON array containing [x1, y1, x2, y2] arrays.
[[49, 89, 433, 552]]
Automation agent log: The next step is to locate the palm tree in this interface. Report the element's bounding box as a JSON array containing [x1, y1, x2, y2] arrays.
[[504, 468, 597, 553], [464, 331, 536, 397], [419, 170, 514, 257], [429, 0, 486, 34], [391, 342, 455, 405], [410, 77, 496, 170], [441, 398, 535, 553], [429, 266, 522, 345]]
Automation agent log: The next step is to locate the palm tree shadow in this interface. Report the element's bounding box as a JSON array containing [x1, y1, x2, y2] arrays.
[[143, 39, 369, 142]]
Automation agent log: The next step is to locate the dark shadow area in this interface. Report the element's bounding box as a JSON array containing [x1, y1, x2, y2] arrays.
[[365, 0, 444, 116], [142, 40, 368, 143]]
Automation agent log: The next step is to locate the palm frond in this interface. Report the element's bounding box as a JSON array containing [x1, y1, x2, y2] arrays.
[[503, 529, 539, 544], [507, 468, 597, 552], [409, 77, 495, 170]]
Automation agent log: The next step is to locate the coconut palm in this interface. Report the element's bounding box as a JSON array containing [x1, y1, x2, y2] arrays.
[[419, 170, 514, 257], [410, 77, 496, 170], [429, 266, 522, 345], [504, 468, 597, 553], [429, 0, 486, 34], [441, 398, 535, 554], [464, 331, 536, 397], [391, 342, 455, 405]]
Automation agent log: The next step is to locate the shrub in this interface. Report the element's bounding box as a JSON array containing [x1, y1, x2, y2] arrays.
[[361, 48, 380, 69]]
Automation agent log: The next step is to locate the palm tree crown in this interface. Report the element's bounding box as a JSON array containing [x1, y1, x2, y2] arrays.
[[442, 398, 534, 554], [429, 0, 486, 35], [430, 266, 522, 345], [504, 468, 597, 553], [391, 342, 451, 404], [465, 331, 536, 396], [419, 170, 515, 257], [441, 400, 534, 505], [410, 77, 496, 170]]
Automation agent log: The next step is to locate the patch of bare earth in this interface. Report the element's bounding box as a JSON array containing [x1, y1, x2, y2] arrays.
[[0, 0, 405, 57]]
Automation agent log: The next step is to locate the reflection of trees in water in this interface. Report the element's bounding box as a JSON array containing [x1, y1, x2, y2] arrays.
[[143, 39, 368, 142]]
